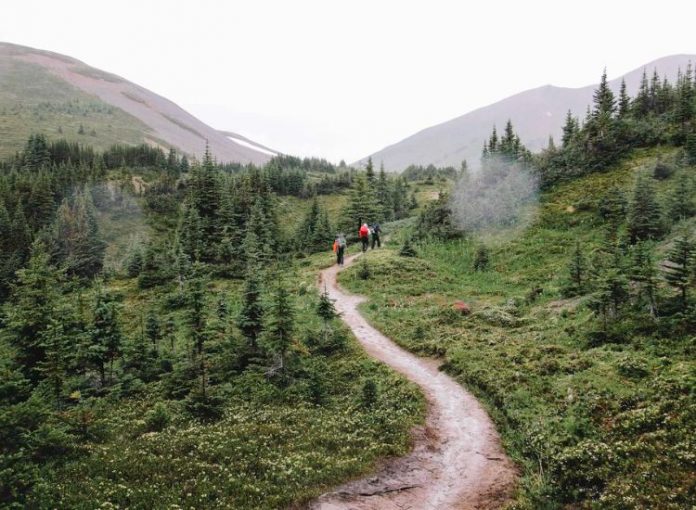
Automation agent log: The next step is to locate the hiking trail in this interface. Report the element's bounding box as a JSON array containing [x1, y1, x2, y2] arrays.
[[310, 254, 517, 510]]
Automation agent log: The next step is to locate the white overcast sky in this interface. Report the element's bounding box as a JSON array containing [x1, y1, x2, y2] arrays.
[[3, 0, 696, 162]]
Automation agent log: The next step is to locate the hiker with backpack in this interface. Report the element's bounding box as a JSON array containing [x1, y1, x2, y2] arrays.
[[371, 223, 381, 249], [333, 233, 347, 266], [359, 223, 369, 252]]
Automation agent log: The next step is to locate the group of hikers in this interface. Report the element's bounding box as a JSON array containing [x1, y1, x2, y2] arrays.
[[332, 222, 382, 266]]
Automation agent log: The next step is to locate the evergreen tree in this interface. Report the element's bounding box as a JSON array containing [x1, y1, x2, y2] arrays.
[[185, 265, 208, 359], [567, 241, 588, 294], [138, 243, 169, 289], [376, 163, 393, 222], [473, 244, 490, 271], [166, 147, 178, 173], [37, 317, 72, 402], [145, 310, 161, 355], [237, 268, 264, 356], [589, 259, 629, 330], [617, 78, 630, 118], [633, 69, 651, 117], [399, 236, 418, 257], [561, 110, 578, 147], [627, 175, 663, 244], [342, 174, 379, 232], [686, 131, 696, 165], [261, 280, 295, 380], [316, 288, 337, 322], [125, 246, 144, 277], [89, 289, 122, 386], [179, 203, 204, 261], [628, 241, 659, 317], [667, 174, 695, 221], [4, 240, 63, 382], [662, 235, 694, 308], [365, 157, 376, 186], [52, 189, 105, 279]]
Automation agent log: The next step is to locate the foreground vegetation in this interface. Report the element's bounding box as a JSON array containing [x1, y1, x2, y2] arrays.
[[0, 136, 424, 509], [340, 148, 695, 508]]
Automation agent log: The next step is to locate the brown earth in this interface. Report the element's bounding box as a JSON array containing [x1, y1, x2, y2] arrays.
[[310, 255, 517, 510]]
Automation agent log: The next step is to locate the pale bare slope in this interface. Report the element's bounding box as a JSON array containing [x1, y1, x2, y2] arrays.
[[311, 255, 517, 510], [0, 42, 273, 164]]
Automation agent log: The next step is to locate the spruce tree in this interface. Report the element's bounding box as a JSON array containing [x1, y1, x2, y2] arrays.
[[185, 264, 208, 359], [179, 203, 204, 262], [37, 317, 72, 402], [617, 78, 630, 118], [317, 288, 337, 322], [89, 289, 122, 386], [667, 174, 695, 221], [52, 189, 105, 279], [261, 280, 295, 380], [567, 241, 588, 294], [686, 131, 696, 165], [561, 110, 578, 147], [662, 235, 694, 308], [342, 174, 379, 232], [399, 236, 418, 257], [3, 240, 63, 382], [237, 268, 264, 356], [145, 310, 161, 355], [376, 163, 393, 222], [365, 157, 376, 186], [629, 242, 659, 317], [590, 261, 629, 330], [473, 244, 490, 271], [627, 175, 663, 244]]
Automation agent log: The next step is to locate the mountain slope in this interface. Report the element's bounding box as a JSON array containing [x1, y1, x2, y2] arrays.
[[0, 42, 274, 163], [359, 54, 696, 171]]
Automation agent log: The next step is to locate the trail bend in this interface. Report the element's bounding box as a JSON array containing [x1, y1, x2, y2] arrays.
[[310, 254, 517, 510]]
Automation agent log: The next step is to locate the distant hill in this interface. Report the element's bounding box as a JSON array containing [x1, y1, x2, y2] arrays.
[[358, 54, 696, 171], [0, 42, 275, 164]]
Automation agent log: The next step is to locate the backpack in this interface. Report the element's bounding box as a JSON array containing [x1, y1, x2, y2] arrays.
[[359, 225, 369, 238]]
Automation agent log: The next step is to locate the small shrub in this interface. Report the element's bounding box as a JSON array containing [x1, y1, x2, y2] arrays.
[[399, 237, 418, 257], [653, 161, 673, 180], [184, 389, 224, 422], [357, 258, 371, 280], [616, 357, 649, 379], [361, 379, 378, 408], [473, 245, 490, 271], [144, 402, 171, 432]]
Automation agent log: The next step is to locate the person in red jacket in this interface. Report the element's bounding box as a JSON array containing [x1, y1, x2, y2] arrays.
[[359, 223, 369, 252]]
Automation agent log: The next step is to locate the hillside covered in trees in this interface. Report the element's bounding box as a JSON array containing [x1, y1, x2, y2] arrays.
[[1, 57, 695, 510], [0, 134, 422, 508]]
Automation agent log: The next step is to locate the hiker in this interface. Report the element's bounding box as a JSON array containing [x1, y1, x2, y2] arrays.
[[359, 223, 369, 252], [333, 233, 346, 266], [371, 223, 381, 249]]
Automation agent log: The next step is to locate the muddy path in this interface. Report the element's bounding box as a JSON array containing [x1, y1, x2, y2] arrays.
[[310, 254, 517, 510]]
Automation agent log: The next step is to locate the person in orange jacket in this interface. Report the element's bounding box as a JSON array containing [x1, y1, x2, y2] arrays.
[[333, 233, 346, 265]]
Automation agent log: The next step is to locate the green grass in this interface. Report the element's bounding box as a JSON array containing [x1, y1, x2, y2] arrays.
[[34, 249, 425, 509], [337, 149, 696, 508], [0, 59, 150, 158]]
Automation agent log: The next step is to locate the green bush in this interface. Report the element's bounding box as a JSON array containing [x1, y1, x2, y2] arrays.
[[144, 402, 171, 432]]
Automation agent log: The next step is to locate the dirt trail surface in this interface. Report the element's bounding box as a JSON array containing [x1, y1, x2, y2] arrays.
[[310, 255, 517, 510]]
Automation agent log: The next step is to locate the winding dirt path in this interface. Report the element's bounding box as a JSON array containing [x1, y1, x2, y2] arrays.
[[310, 254, 517, 510]]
